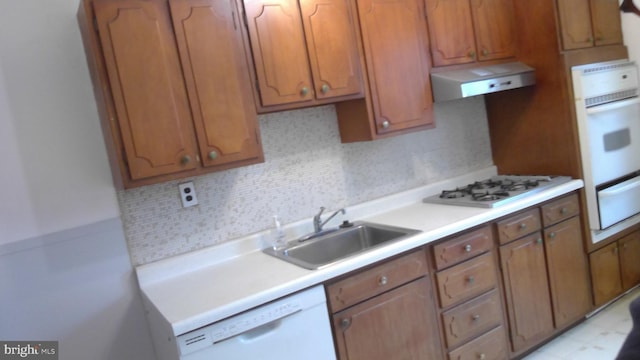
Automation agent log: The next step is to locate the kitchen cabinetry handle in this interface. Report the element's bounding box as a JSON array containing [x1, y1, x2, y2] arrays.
[[378, 275, 388, 286], [479, 353, 486, 360], [536, 238, 543, 245], [549, 232, 556, 239], [468, 51, 476, 59], [320, 84, 329, 94], [614, 246, 619, 254], [560, 207, 567, 215], [300, 87, 309, 97], [519, 223, 527, 230], [340, 318, 351, 329], [467, 276, 474, 284], [208, 151, 217, 160], [381, 120, 390, 129], [471, 314, 480, 321], [481, 49, 488, 57], [464, 244, 472, 252], [180, 155, 191, 165]]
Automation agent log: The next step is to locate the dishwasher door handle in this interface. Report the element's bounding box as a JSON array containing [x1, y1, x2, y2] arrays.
[[217, 309, 303, 344]]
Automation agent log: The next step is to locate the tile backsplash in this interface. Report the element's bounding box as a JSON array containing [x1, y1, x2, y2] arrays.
[[118, 97, 493, 265]]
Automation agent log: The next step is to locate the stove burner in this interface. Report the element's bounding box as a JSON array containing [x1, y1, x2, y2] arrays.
[[423, 175, 571, 208]]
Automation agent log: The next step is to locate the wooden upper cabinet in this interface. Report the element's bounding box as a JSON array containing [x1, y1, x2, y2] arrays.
[[300, 0, 363, 100], [80, 0, 263, 188], [590, 0, 623, 46], [470, 0, 517, 61], [557, 0, 622, 50], [243, 0, 314, 107], [169, 0, 262, 169], [243, 0, 363, 111], [355, 0, 434, 133], [425, 0, 516, 67], [93, 0, 198, 180]]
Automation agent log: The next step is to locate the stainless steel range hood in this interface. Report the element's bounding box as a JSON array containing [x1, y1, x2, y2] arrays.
[[430, 62, 536, 102]]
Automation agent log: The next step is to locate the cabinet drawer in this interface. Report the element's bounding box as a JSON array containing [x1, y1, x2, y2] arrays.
[[447, 326, 508, 360], [541, 193, 579, 227], [441, 289, 503, 349], [496, 208, 541, 244], [326, 249, 428, 312], [436, 252, 497, 308], [433, 226, 494, 270]]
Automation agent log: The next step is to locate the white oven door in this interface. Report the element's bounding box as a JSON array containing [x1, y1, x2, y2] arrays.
[[598, 174, 640, 229], [586, 97, 640, 186]]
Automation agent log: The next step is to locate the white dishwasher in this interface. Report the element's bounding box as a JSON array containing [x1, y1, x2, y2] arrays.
[[176, 285, 336, 360]]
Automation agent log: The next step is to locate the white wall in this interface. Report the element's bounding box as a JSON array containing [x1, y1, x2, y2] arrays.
[[0, 1, 155, 359], [0, 0, 119, 245], [622, 9, 640, 62]]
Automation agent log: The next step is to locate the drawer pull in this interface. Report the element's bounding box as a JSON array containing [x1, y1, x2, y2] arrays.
[[464, 244, 472, 252], [472, 314, 480, 321], [479, 353, 486, 360], [536, 238, 543, 245], [378, 275, 388, 286], [467, 276, 475, 284], [549, 232, 556, 239], [560, 207, 568, 215], [519, 223, 527, 230], [340, 318, 351, 329]]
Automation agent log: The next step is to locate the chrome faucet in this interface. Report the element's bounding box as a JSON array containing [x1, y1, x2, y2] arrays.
[[313, 207, 346, 233]]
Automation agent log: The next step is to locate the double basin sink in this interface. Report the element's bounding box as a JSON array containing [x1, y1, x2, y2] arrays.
[[263, 222, 420, 269]]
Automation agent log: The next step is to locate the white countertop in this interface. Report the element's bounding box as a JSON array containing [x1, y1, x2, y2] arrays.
[[136, 168, 584, 337]]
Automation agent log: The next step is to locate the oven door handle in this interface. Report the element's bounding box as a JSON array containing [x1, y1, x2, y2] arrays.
[[599, 176, 640, 198], [586, 97, 640, 114]]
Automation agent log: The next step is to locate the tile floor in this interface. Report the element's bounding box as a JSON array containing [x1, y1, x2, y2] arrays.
[[523, 287, 640, 360]]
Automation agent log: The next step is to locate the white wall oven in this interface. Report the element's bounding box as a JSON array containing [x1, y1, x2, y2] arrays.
[[572, 60, 640, 244]]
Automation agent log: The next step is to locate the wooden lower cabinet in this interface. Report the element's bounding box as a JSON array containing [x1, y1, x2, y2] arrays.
[[590, 229, 640, 306], [331, 277, 442, 359], [500, 232, 554, 353]]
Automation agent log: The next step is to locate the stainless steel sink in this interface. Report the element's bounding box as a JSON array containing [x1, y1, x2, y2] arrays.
[[263, 222, 420, 269]]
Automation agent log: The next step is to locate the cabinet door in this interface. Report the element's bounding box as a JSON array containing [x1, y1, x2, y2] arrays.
[[93, 0, 198, 180], [590, 0, 623, 46], [425, 0, 475, 66], [590, 242, 623, 307], [470, 0, 516, 61], [544, 217, 591, 329], [299, 0, 363, 99], [557, 0, 594, 50], [169, 0, 263, 169], [500, 233, 554, 353], [356, 0, 434, 134], [620, 231, 640, 290], [332, 277, 442, 360], [244, 0, 313, 106]]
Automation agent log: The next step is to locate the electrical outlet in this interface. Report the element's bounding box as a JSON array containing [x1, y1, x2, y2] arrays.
[[178, 181, 198, 208]]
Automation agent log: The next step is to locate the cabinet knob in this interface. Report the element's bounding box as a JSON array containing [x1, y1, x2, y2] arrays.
[[479, 354, 486, 360], [536, 238, 543, 245], [560, 207, 568, 215], [587, 37, 593, 43], [481, 49, 488, 57], [208, 151, 217, 160], [614, 246, 619, 254], [464, 244, 472, 252], [381, 120, 390, 129], [378, 275, 388, 286], [549, 232, 556, 239], [467, 276, 475, 284], [472, 314, 480, 321], [519, 223, 527, 230], [321, 84, 329, 94], [300, 87, 309, 97], [340, 318, 351, 329], [180, 155, 191, 165], [468, 51, 476, 59]]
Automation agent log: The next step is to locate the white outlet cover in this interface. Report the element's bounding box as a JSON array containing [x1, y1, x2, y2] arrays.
[[178, 182, 198, 208]]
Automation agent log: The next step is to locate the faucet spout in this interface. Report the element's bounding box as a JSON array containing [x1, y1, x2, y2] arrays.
[[314, 207, 346, 233]]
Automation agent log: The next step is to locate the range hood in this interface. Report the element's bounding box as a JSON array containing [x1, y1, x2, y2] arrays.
[[430, 62, 536, 102]]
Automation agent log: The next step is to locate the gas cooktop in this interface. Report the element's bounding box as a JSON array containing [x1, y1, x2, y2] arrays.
[[422, 175, 573, 208]]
